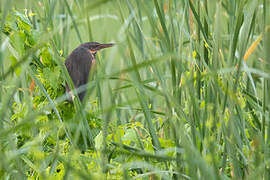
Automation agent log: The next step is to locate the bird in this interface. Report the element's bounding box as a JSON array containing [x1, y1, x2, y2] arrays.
[[64, 42, 114, 101]]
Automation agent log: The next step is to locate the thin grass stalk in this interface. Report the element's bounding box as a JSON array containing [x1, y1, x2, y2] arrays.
[[188, 0, 209, 45], [195, 0, 203, 153], [101, 83, 114, 174], [153, 0, 170, 48], [63, 0, 82, 43]]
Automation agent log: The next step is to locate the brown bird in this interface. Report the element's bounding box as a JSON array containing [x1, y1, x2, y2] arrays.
[[65, 42, 114, 101]]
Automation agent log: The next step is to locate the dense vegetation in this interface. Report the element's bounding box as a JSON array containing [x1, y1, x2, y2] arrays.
[[0, 0, 270, 179]]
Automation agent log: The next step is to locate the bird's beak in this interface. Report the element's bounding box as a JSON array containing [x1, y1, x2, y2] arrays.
[[96, 43, 115, 50]]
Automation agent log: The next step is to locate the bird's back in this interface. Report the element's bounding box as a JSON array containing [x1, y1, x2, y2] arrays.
[[65, 46, 94, 100]]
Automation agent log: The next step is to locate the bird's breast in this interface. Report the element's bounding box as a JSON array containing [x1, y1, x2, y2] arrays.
[[92, 57, 96, 65], [91, 57, 97, 73]]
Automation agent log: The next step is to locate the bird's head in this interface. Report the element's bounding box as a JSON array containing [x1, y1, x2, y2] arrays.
[[81, 42, 114, 57]]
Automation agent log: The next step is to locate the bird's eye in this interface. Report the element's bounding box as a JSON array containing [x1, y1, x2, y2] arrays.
[[93, 52, 97, 56]]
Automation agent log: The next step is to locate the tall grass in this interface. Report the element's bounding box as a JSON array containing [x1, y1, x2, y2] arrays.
[[0, 0, 270, 179]]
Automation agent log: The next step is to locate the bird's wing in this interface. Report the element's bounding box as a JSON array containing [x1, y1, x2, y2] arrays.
[[65, 47, 93, 89]]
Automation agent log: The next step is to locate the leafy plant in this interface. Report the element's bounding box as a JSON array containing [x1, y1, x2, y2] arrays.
[[1, 0, 270, 179]]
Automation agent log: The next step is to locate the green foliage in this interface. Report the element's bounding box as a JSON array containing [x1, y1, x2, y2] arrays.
[[1, 0, 270, 179]]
